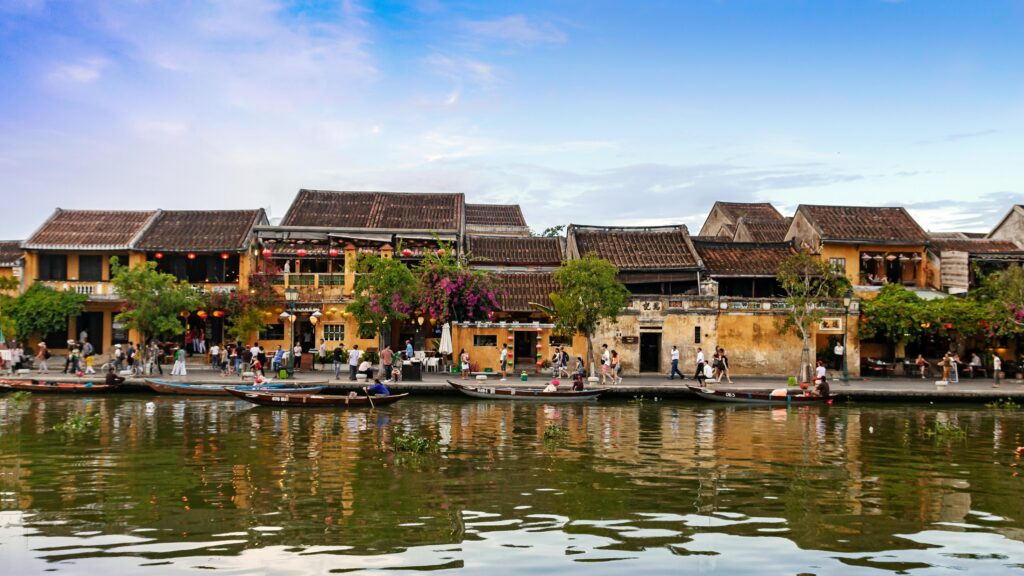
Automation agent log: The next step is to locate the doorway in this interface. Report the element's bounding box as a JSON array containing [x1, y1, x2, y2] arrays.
[[514, 331, 537, 370], [296, 319, 315, 353], [76, 312, 105, 353], [640, 332, 661, 373]]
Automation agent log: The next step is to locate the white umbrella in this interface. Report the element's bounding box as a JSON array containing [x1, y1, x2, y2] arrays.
[[439, 323, 453, 356]]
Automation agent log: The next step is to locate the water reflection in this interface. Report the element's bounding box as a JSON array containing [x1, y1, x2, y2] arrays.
[[2, 396, 1024, 574]]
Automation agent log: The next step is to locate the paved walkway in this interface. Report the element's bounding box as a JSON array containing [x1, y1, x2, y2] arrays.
[[7, 365, 1023, 402]]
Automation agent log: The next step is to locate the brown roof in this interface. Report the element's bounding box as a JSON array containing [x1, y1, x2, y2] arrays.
[[280, 190, 464, 231], [797, 205, 929, 244], [734, 217, 790, 242], [929, 238, 1022, 254], [569, 225, 701, 270], [136, 210, 265, 252], [0, 241, 23, 267], [468, 235, 562, 266], [24, 209, 159, 250], [465, 204, 527, 227], [714, 201, 785, 223], [495, 272, 557, 312], [692, 240, 796, 277]]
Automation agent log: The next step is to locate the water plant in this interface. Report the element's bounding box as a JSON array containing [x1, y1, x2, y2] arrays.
[[52, 413, 101, 434], [921, 420, 966, 439], [8, 391, 31, 404], [984, 398, 1021, 409], [543, 423, 566, 441], [393, 432, 438, 454]]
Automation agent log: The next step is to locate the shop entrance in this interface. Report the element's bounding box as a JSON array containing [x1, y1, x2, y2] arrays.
[[514, 331, 537, 370], [640, 332, 661, 373]]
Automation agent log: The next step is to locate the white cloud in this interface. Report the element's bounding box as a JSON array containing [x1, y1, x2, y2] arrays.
[[49, 57, 107, 83], [460, 14, 567, 46]]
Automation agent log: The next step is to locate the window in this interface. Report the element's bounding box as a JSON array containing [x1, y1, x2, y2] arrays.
[[694, 326, 701, 344], [829, 257, 846, 276], [38, 254, 67, 281], [473, 335, 497, 347], [79, 255, 103, 281], [109, 254, 129, 278], [548, 334, 571, 347], [259, 323, 285, 340], [322, 323, 345, 342]]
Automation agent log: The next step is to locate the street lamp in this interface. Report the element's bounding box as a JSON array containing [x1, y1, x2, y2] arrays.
[[842, 289, 853, 383], [283, 287, 300, 372]]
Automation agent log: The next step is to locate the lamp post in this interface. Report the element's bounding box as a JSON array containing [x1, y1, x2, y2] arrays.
[[842, 289, 853, 383], [283, 287, 299, 373]]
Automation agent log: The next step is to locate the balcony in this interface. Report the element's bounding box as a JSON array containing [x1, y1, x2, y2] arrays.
[[270, 273, 350, 303], [39, 280, 120, 301]]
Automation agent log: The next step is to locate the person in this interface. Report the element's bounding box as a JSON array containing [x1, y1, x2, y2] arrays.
[[951, 353, 960, 383], [669, 345, 684, 380], [994, 355, 1002, 388], [209, 343, 220, 371], [499, 343, 509, 381], [969, 353, 983, 378], [332, 345, 344, 380], [718, 347, 733, 384], [197, 328, 206, 355], [694, 347, 705, 380], [127, 342, 137, 374], [611, 350, 622, 384], [250, 354, 263, 378], [36, 343, 49, 374], [543, 380, 559, 393], [149, 340, 163, 375], [572, 356, 586, 390], [272, 345, 285, 372], [69, 345, 81, 375], [391, 361, 403, 382], [113, 344, 124, 371], [460, 348, 470, 379], [318, 339, 327, 371], [348, 344, 362, 381], [711, 349, 722, 380], [941, 352, 951, 382], [600, 344, 611, 385], [813, 373, 830, 398], [293, 341, 303, 371], [226, 344, 236, 376], [105, 366, 125, 386], [83, 348, 95, 375], [81, 339, 94, 363], [405, 339, 414, 361], [218, 345, 229, 376], [357, 358, 376, 379], [366, 378, 390, 396], [814, 360, 827, 390], [381, 345, 394, 382], [79, 329, 88, 345], [833, 340, 845, 370], [171, 345, 187, 376], [915, 354, 928, 379]]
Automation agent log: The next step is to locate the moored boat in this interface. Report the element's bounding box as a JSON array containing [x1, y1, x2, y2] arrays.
[[145, 379, 323, 396], [0, 379, 117, 394], [447, 380, 608, 402], [225, 387, 408, 407], [687, 385, 829, 405]]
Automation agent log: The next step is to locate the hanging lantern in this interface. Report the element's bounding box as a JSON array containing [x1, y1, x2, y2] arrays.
[[187, 252, 196, 260], [402, 248, 413, 257], [885, 254, 897, 262], [297, 248, 307, 257], [154, 252, 164, 260], [943, 322, 953, 329], [329, 248, 339, 258], [179, 310, 189, 318], [437, 248, 446, 257], [262, 248, 272, 259], [507, 334, 514, 341], [212, 310, 225, 318], [861, 253, 871, 261], [536, 342, 542, 349], [220, 252, 230, 260], [196, 310, 208, 319]]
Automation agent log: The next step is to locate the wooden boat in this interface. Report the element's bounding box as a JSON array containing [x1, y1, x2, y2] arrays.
[[225, 387, 409, 407], [0, 379, 117, 393], [145, 379, 323, 396], [447, 380, 608, 402], [687, 385, 829, 405]]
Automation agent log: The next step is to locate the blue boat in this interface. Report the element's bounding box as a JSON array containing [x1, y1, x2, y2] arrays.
[[145, 379, 324, 396]]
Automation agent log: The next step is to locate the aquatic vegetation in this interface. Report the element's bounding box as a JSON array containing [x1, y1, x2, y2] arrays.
[[984, 398, 1021, 409], [393, 432, 438, 454], [52, 413, 101, 434]]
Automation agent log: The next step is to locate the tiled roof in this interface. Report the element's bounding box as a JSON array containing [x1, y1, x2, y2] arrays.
[[714, 201, 784, 223], [280, 190, 464, 231], [798, 205, 928, 244], [24, 209, 159, 250], [569, 225, 701, 270], [929, 238, 1022, 254], [468, 235, 562, 266], [466, 204, 527, 227], [136, 210, 265, 252], [0, 241, 23, 267], [734, 217, 790, 242], [495, 272, 557, 312], [692, 240, 796, 277]]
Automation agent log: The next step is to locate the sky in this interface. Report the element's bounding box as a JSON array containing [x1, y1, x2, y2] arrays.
[[1, 0, 1023, 239]]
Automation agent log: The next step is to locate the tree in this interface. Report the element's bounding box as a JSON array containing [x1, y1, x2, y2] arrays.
[[776, 251, 850, 383], [0, 276, 19, 341], [533, 224, 565, 238], [859, 284, 928, 358], [110, 258, 201, 348], [976, 263, 1024, 336], [206, 273, 281, 343], [346, 254, 419, 342], [6, 283, 87, 342], [417, 242, 500, 324], [549, 253, 631, 376]]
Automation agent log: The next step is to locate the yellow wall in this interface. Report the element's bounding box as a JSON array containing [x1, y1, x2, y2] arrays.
[[818, 243, 926, 288]]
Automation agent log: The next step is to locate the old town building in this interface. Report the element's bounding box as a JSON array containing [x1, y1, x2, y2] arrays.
[[0, 240, 23, 296], [698, 201, 788, 241], [926, 233, 1024, 294]]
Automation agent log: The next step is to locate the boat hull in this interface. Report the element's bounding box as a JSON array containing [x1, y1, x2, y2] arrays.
[[687, 385, 828, 405], [225, 387, 408, 407], [447, 380, 607, 402], [145, 379, 323, 396], [0, 379, 117, 393]]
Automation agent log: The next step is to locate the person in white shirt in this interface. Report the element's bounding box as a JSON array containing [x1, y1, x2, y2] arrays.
[[994, 355, 1002, 387], [499, 344, 509, 381], [543, 381, 559, 393], [210, 344, 220, 370], [293, 342, 303, 370], [693, 347, 705, 380], [669, 345, 684, 380], [814, 360, 827, 383], [600, 344, 611, 385], [347, 345, 362, 381], [318, 339, 327, 371]]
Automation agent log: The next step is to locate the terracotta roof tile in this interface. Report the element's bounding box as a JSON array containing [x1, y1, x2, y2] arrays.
[[692, 240, 796, 277], [0, 241, 23, 267], [569, 225, 701, 270], [495, 272, 557, 312], [798, 205, 928, 244], [25, 209, 159, 250], [281, 190, 464, 231], [714, 201, 784, 222], [466, 204, 527, 227], [468, 235, 562, 266], [734, 217, 790, 242], [136, 210, 265, 252], [929, 238, 1022, 254]]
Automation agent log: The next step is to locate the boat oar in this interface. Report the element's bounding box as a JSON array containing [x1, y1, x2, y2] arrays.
[[363, 386, 375, 409]]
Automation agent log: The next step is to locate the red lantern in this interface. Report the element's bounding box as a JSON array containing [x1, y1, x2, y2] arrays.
[[297, 248, 307, 257], [212, 310, 224, 318], [507, 334, 514, 341], [437, 248, 446, 256], [196, 310, 208, 319], [179, 310, 189, 318], [329, 248, 339, 258], [154, 252, 164, 260], [262, 248, 272, 259], [944, 323, 953, 329], [402, 248, 413, 257], [536, 343, 542, 349], [187, 252, 196, 260], [220, 252, 229, 260]]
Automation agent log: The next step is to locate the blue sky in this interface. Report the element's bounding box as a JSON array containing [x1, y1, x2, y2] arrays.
[[1, 0, 1022, 238]]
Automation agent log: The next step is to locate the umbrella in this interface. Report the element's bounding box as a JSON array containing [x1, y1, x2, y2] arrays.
[[439, 323, 453, 356]]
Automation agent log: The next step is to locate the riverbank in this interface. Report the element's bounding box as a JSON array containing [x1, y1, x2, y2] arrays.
[[5, 368, 1024, 402]]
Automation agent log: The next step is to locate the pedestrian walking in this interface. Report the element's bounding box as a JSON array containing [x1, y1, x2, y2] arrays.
[[718, 347, 733, 383], [332, 345, 344, 380], [318, 339, 327, 371], [669, 345, 685, 380], [994, 355, 1002, 388], [381, 345, 394, 382], [499, 343, 509, 381], [171, 346, 187, 376], [36, 343, 49, 373], [348, 345, 362, 381], [611, 350, 622, 384], [460, 348, 470, 379], [600, 344, 611, 385], [693, 347, 705, 380]]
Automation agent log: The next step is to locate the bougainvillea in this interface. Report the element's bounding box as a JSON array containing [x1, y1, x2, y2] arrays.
[[346, 254, 419, 339], [416, 241, 501, 324]]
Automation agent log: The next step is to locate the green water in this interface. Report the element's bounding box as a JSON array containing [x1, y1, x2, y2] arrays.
[[2, 394, 1024, 574]]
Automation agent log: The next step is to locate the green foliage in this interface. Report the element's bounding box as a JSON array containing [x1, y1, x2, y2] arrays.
[[543, 423, 567, 441], [984, 398, 1020, 409], [860, 284, 928, 344], [9, 391, 31, 403], [207, 273, 281, 342], [6, 283, 87, 340], [0, 276, 21, 340], [534, 224, 565, 238], [979, 263, 1024, 336], [550, 253, 631, 374], [110, 257, 201, 342], [347, 254, 418, 343], [393, 432, 438, 454], [363, 349, 380, 365], [920, 419, 966, 440], [417, 240, 500, 323], [53, 412, 101, 434]]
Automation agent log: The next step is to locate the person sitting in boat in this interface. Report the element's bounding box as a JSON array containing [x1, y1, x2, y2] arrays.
[[813, 376, 830, 398], [812, 360, 828, 396], [572, 356, 586, 391], [366, 379, 390, 396], [543, 380, 559, 393], [105, 366, 125, 386]]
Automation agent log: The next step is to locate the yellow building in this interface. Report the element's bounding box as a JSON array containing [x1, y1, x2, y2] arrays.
[[0, 241, 22, 296]]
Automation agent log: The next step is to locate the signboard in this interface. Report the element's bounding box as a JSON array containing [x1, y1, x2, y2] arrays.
[[621, 336, 639, 344], [818, 318, 844, 333]]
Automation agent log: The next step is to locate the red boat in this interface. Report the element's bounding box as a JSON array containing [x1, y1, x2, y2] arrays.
[[0, 379, 117, 394], [225, 387, 408, 407]]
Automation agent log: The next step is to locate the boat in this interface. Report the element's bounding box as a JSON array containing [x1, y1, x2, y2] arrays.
[[447, 380, 608, 402], [687, 385, 829, 405], [145, 379, 323, 396], [0, 379, 118, 394], [225, 387, 409, 407]]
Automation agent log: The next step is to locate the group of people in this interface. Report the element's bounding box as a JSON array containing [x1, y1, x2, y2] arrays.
[[668, 345, 733, 386], [913, 351, 1002, 385]]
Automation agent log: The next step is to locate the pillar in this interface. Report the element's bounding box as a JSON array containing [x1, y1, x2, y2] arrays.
[[343, 243, 357, 296]]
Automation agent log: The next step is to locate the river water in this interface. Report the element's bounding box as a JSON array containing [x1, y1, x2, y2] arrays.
[[2, 394, 1024, 575]]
